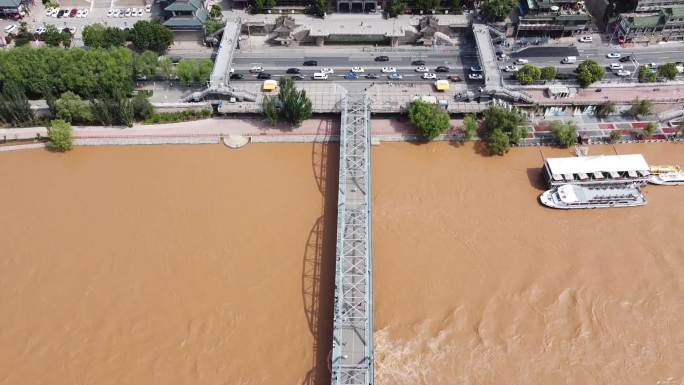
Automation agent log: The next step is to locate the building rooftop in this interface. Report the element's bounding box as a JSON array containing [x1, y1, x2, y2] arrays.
[[545, 154, 649, 175], [0, 0, 20, 6]]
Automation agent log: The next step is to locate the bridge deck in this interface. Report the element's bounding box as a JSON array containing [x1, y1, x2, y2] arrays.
[[331, 94, 374, 385]]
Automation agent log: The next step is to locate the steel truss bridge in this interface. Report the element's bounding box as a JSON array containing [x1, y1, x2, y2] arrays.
[[331, 93, 374, 385]]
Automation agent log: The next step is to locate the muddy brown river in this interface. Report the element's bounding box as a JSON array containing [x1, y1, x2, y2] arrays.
[[0, 142, 682, 385]]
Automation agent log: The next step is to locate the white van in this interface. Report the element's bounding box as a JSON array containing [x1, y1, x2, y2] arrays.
[[561, 56, 577, 64], [313, 72, 328, 80]]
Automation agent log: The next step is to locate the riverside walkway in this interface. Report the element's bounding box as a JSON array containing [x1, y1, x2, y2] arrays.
[[331, 94, 374, 385]]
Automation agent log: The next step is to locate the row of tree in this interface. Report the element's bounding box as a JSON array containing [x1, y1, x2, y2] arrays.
[[262, 78, 313, 126], [82, 21, 174, 53]]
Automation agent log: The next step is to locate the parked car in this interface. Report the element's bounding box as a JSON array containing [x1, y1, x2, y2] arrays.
[[504, 65, 519, 72], [112, 9, 121, 17], [249, 66, 264, 73], [646, 62, 657, 69], [145, 4, 151, 12], [365, 73, 379, 79], [286, 67, 300, 74], [449, 75, 462, 82], [415, 66, 428, 73], [470, 65, 482, 72], [303, 60, 318, 66], [76, 9, 84, 17], [3, 24, 17, 33], [124, 8, 132, 17], [68, 27, 76, 34], [290, 74, 305, 80], [616, 69, 631, 77], [344, 72, 359, 80], [619, 56, 632, 62], [137, 8, 144, 16], [350, 66, 364, 73], [609, 63, 623, 71], [387, 73, 403, 80], [435, 66, 449, 72], [468, 73, 483, 80], [35, 26, 47, 34], [515, 58, 529, 64], [579, 35, 593, 42], [230, 73, 244, 80], [411, 60, 425, 66], [56, 9, 66, 17], [69, 8, 78, 17], [375, 55, 389, 62], [381, 66, 396, 73], [46, 8, 57, 16], [257, 72, 272, 79], [606, 52, 621, 59], [422, 73, 437, 80]]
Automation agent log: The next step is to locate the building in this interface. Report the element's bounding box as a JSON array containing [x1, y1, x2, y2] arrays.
[[543, 154, 651, 187], [635, 0, 684, 12], [159, 0, 209, 31], [615, 5, 684, 42], [0, 0, 23, 17], [336, 0, 381, 12], [516, 0, 592, 37]]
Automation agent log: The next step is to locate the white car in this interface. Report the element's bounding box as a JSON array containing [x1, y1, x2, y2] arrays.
[[321, 67, 334, 74], [504, 65, 519, 72], [646, 62, 657, 69], [145, 4, 152, 12], [113, 9, 121, 17], [515, 58, 529, 64], [249, 66, 264, 73], [381, 66, 397, 73], [606, 52, 621, 59], [609, 63, 623, 71], [3, 24, 17, 33], [35, 26, 47, 34], [415, 66, 428, 73], [616, 69, 631, 77], [422, 73, 437, 80], [124, 8, 132, 17], [107, 8, 114, 16], [69, 27, 77, 34], [579, 35, 593, 42], [468, 73, 483, 80], [46, 8, 58, 16], [76, 9, 84, 17], [137, 8, 144, 16], [350, 66, 364, 73]]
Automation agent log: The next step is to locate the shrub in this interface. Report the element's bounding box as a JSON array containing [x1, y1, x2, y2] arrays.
[[609, 130, 621, 143], [48, 119, 73, 151], [550, 121, 577, 147], [408, 100, 451, 140]]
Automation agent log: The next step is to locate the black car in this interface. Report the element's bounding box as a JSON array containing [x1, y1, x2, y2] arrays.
[[375, 55, 390, 62], [365, 73, 379, 79], [57, 9, 66, 17], [286, 67, 301, 74], [230, 73, 244, 80], [257, 73, 272, 79], [303, 60, 318, 66], [435, 66, 450, 73], [619, 56, 632, 62], [290, 74, 305, 80], [411, 60, 425, 66]]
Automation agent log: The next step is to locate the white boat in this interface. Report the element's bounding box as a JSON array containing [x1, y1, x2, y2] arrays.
[[648, 172, 684, 185], [540, 184, 646, 209]]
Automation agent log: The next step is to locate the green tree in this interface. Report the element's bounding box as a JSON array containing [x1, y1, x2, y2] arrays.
[[658, 63, 678, 80], [131, 93, 154, 121], [312, 0, 328, 17], [262, 95, 279, 125], [206, 19, 226, 35], [129, 21, 174, 53], [13, 22, 32, 47], [266, 0, 277, 9], [252, 0, 265, 13], [55, 91, 93, 124], [480, 0, 516, 21], [595, 101, 616, 118], [175, 59, 213, 86], [487, 129, 510, 155], [679, 120, 684, 136], [576, 60, 605, 88], [550, 121, 577, 147], [278, 78, 312, 126], [483, 106, 525, 144], [0, 81, 34, 126], [609, 130, 622, 143], [449, 0, 462, 12], [42, 25, 64, 47], [408, 100, 451, 140], [629, 97, 653, 118], [462, 114, 478, 140], [389, 0, 407, 17], [210, 4, 223, 18], [48, 119, 73, 151], [416, 0, 440, 12], [90, 96, 134, 126], [157, 56, 175, 79], [639, 66, 657, 82], [134, 50, 159, 79], [540, 66, 556, 81], [516, 64, 541, 85], [643, 122, 658, 137], [82, 23, 107, 48]]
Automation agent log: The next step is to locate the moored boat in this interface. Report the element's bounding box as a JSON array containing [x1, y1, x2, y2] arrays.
[[648, 172, 684, 186], [540, 183, 646, 209], [649, 165, 681, 174]]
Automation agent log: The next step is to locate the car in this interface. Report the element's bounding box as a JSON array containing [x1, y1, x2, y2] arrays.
[[68, 27, 76, 34], [579, 35, 593, 42], [137, 8, 144, 16], [249, 66, 264, 73], [344, 72, 359, 80], [365, 73, 379, 79], [46, 8, 56, 16], [435, 66, 449, 73], [387, 73, 403, 80], [415, 66, 428, 73], [350, 66, 364, 73], [619, 55, 632, 62], [3, 24, 17, 33], [290, 74, 305, 80], [470, 65, 482, 72], [449, 75, 462, 82], [646, 62, 657, 69], [607, 52, 621, 59], [80, 9, 88, 17], [257, 72, 272, 79], [504, 65, 519, 72], [312, 72, 328, 80], [468, 73, 483, 80], [381, 66, 396, 73], [35, 26, 46, 34], [145, 4, 151, 12], [411, 60, 425, 66], [514, 58, 529, 64], [69, 8, 77, 17], [107, 8, 114, 16], [616, 69, 631, 77], [124, 8, 132, 17], [76, 9, 83, 17], [135, 74, 147, 81], [303, 60, 318, 66], [230, 73, 244, 80], [609, 63, 623, 71], [113, 9, 121, 17], [422, 73, 437, 80], [320, 67, 334, 74], [375, 55, 389, 62], [56, 9, 65, 17], [286, 67, 300, 74]]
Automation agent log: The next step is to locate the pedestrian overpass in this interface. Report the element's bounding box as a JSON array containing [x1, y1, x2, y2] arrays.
[[331, 94, 374, 385]]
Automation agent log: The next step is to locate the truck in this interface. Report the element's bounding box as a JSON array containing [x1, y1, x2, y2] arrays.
[[561, 56, 577, 64]]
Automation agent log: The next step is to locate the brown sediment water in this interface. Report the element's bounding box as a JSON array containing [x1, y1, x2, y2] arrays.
[[0, 142, 683, 385]]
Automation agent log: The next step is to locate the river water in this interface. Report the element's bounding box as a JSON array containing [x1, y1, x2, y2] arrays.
[[0, 142, 682, 385]]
